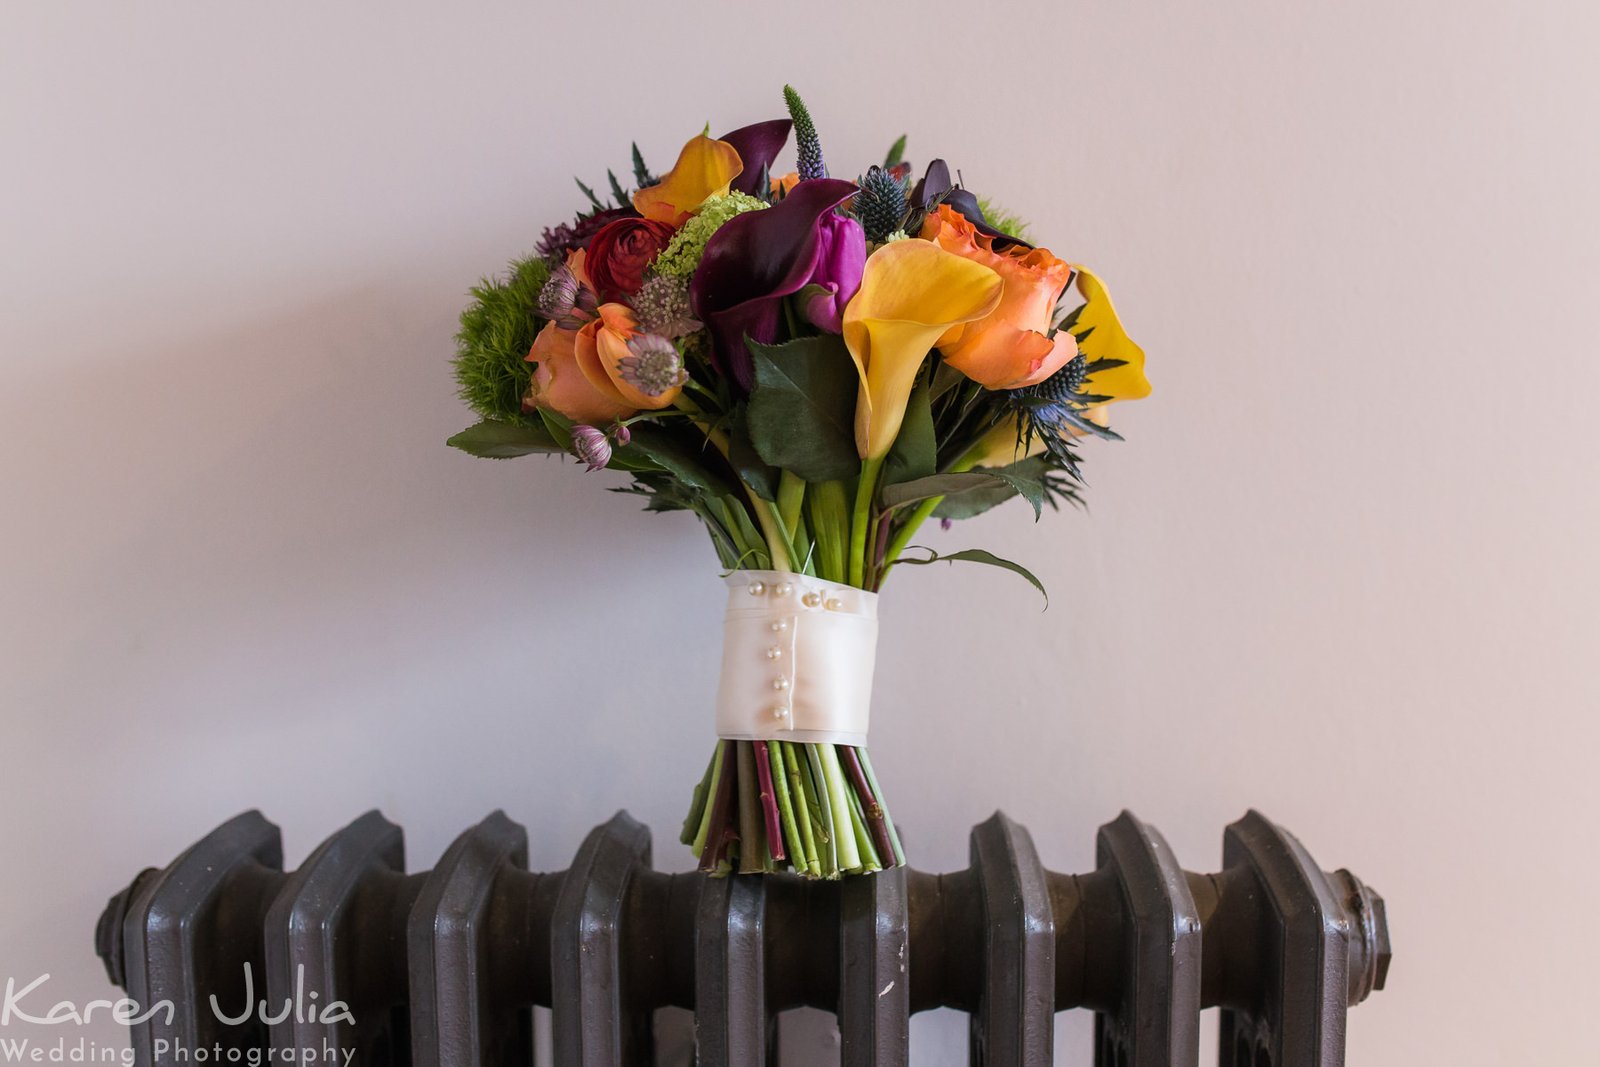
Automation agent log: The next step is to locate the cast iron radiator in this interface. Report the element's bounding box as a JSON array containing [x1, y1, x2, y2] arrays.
[[94, 808, 1389, 1067]]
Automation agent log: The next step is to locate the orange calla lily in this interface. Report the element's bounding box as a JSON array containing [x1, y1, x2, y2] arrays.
[[632, 133, 744, 226], [842, 240, 1003, 459]]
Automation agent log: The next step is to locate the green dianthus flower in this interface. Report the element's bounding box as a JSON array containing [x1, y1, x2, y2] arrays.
[[651, 192, 767, 277]]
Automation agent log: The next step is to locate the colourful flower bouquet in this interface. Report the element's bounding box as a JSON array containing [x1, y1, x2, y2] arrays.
[[448, 87, 1149, 878]]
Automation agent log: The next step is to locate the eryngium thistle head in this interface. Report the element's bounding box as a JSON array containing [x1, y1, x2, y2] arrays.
[[569, 424, 612, 472], [783, 85, 826, 181], [618, 334, 689, 397], [537, 263, 597, 330], [853, 166, 909, 243], [630, 274, 701, 338]]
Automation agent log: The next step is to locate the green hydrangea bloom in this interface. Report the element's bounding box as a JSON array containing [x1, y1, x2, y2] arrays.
[[651, 192, 767, 277]]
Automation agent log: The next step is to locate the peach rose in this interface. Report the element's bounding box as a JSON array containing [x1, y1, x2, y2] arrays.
[[523, 320, 633, 424], [919, 204, 1076, 390], [573, 304, 683, 411]]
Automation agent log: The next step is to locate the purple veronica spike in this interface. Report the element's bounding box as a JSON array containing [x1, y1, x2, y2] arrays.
[[719, 119, 793, 196], [689, 178, 860, 391]]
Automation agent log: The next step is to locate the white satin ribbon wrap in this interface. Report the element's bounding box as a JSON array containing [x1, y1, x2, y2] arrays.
[[715, 570, 879, 746]]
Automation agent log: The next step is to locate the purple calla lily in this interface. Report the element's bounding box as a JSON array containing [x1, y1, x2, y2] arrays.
[[719, 119, 793, 196], [691, 177, 861, 391]]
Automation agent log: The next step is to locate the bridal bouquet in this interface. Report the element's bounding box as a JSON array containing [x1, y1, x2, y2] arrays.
[[448, 87, 1149, 878]]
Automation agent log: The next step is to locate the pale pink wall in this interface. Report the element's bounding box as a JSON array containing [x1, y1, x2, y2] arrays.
[[3, 2, 1597, 1063]]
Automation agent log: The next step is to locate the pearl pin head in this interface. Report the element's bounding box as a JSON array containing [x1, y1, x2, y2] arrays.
[[772, 677, 790, 691], [801, 591, 822, 608], [748, 581, 766, 596], [774, 582, 793, 597]]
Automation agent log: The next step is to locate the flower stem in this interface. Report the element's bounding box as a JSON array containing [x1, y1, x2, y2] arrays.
[[808, 480, 849, 583], [848, 456, 885, 588], [752, 740, 786, 862], [783, 742, 823, 877], [803, 743, 839, 876], [840, 746, 896, 865], [857, 749, 905, 867], [735, 742, 764, 874], [765, 740, 804, 869], [817, 744, 863, 872]]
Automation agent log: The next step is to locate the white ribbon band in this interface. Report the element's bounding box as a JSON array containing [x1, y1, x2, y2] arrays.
[[715, 570, 879, 746]]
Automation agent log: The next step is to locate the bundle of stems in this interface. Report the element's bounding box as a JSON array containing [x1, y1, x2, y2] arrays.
[[680, 738, 904, 876]]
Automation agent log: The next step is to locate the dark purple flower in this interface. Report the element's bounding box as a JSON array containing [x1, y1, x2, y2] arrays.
[[718, 119, 792, 196], [536, 205, 639, 259], [690, 178, 860, 391], [797, 211, 865, 333]]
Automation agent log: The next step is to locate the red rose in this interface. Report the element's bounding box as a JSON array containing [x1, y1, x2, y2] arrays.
[[586, 217, 675, 301]]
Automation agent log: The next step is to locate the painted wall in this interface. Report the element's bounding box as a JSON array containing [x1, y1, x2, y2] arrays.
[[3, 2, 1595, 1062]]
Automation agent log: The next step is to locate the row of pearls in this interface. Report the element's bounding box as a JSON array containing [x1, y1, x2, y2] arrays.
[[745, 577, 852, 725]]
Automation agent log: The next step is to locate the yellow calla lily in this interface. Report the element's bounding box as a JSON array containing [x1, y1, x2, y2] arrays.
[[1072, 267, 1150, 403], [843, 240, 1003, 459], [632, 133, 743, 227]]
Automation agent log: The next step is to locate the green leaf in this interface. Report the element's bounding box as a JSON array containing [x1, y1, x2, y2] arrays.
[[895, 547, 1048, 606], [884, 134, 907, 169], [447, 420, 563, 459], [745, 336, 861, 482], [932, 456, 1056, 520], [881, 374, 936, 488], [728, 405, 780, 501], [880, 471, 998, 508], [616, 423, 727, 487]]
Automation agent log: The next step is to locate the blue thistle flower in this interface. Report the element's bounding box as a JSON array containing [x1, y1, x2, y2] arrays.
[[783, 85, 826, 181], [853, 166, 909, 242]]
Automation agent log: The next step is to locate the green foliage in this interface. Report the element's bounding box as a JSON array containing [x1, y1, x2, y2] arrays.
[[446, 419, 562, 459], [452, 256, 550, 424], [932, 455, 1082, 521], [652, 193, 766, 277], [893, 546, 1048, 606], [976, 195, 1033, 242], [883, 134, 907, 169], [744, 336, 861, 482]]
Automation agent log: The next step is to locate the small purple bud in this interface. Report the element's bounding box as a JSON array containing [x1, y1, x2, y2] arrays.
[[569, 424, 612, 472], [940, 517, 954, 531], [610, 422, 632, 447]]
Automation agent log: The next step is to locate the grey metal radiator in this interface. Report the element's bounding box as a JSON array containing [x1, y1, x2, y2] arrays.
[[95, 808, 1389, 1066]]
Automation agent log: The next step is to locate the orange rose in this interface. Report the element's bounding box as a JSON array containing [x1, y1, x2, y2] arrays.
[[523, 321, 633, 424], [919, 204, 1076, 390], [573, 304, 682, 410]]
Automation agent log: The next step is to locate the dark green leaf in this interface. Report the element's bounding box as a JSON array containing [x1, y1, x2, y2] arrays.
[[932, 456, 1065, 520], [728, 405, 780, 501], [895, 547, 1048, 606], [447, 419, 564, 459], [607, 169, 628, 207], [882, 374, 936, 488], [884, 134, 907, 169], [616, 423, 728, 488], [879, 471, 1009, 509], [574, 177, 606, 211], [745, 335, 861, 482]]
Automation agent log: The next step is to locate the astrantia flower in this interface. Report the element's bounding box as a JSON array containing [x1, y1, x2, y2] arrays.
[[575, 304, 684, 410], [537, 262, 598, 330], [630, 275, 701, 338], [569, 424, 613, 471], [617, 334, 689, 398], [651, 193, 767, 278]]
